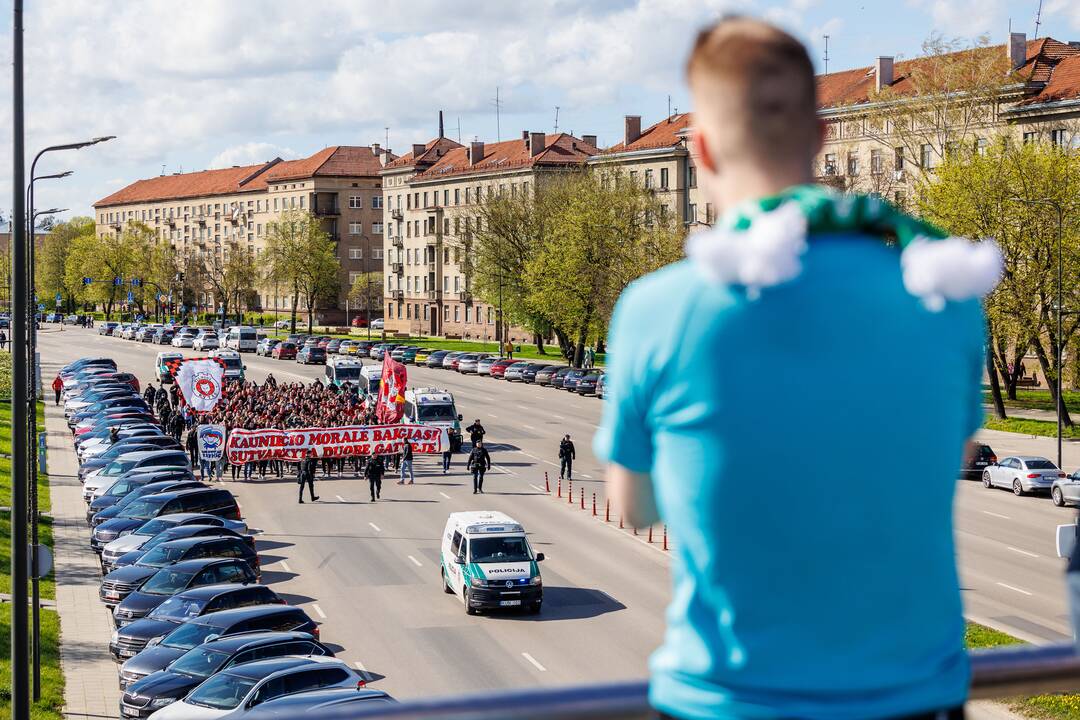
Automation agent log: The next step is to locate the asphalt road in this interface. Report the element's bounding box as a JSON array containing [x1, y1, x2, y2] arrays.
[[39, 325, 1080, 701]]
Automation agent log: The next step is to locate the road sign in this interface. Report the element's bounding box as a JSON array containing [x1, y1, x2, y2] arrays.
[[131, 278, 141, 287], [36, 303, 44, 312], [29, 545, 52, 578], [113, 277, 123, 286], [54, 293, 61, 303], [127, 290, 134, 302], [82, 277, 92, 285], [37, 432, 46, 474]]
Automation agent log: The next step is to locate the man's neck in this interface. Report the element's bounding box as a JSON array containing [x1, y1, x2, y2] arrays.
[[711, 163, 813, 216]]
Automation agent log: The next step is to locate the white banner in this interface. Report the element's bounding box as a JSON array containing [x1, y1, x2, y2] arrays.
[[176, 359, 225, 413], [197, 424, 226, 463]]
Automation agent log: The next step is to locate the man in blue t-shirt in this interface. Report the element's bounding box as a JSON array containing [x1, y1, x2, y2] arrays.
[[596, 17, 996, 720]]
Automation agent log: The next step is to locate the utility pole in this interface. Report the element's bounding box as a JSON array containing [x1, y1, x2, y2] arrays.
[[823, 35, 830, 74], [492, 87, 502, 142], [11, 3, 30, 718], [554, 106, 560, 134]]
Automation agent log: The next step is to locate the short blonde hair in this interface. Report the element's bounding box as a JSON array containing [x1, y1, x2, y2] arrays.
[[687, 16, 818, 167]]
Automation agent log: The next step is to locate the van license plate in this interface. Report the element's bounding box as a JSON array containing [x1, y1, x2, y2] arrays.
[[499, 600, 521, 607]]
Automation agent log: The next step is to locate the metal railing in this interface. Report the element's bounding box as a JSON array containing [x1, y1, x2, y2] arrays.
[[308, 643, 1080, 719]]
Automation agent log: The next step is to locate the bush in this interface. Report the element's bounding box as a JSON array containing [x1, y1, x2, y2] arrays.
[[0, 352, 10, 400]]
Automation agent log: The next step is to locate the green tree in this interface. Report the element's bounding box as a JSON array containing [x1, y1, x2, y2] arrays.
[[36, 216, 94, 312], [63, 221, 146, 319], [264, 209, 339, 332], [918, 138, 1080, 424], [204, 241, 258, 323], [348, 271, 383, 327], [524, 170, 683, 366]]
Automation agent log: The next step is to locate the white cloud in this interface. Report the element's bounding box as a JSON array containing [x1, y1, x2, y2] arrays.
[[209, 143, 300, 170]]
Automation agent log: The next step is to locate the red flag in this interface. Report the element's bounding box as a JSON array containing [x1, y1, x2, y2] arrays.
[[375, 352, 407, 424]]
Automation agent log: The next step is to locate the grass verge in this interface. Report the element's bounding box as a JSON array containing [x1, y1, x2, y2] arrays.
[[984, 416, 1080, 439], [0, 605, 64, 719], [966, 621, 1080, 719], [984, 389, 1080, 415]]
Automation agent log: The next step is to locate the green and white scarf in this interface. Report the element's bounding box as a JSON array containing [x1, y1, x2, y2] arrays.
[[685, 184, 1002, 311]]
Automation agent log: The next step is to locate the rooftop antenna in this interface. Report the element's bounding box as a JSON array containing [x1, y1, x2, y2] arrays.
[[491, 86, 503, 142], [823, 35, 830, 74], [384, 127, 390, 153], [438, 110, 445, 139], [160, 164, 166, 176], [667, 94, 672, 118], [554, 106, 560, 134], [1034, 0, 1044, 38], [457, 117, 461, 144]]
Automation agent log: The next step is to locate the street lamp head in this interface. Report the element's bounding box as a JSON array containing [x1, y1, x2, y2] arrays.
[[37, 170, 73, 181], [90, 135, 116, 145], [35, 208, 64, 217]]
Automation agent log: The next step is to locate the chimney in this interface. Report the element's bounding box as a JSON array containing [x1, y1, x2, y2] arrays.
[[874, 56, 894, 92], [371, 142, 381, 154], [470, 141, 485, 165], [1008, 32, 1026, 70], [582, 134, 598, 148], [528, 132, 546, 157], [412, 143, 426, 158], [624, 115, 642, 146], [438, 110, 445, 139]]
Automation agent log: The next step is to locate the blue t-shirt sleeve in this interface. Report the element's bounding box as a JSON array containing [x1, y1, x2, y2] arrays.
[[594, 286, 654, 473]]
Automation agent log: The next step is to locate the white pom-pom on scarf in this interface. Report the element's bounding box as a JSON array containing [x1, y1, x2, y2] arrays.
[[900, 236, 1003, 312], [685, 201, 808, 299]]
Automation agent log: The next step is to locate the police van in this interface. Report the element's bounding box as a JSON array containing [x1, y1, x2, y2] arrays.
[[209, 349, 245, 382], [324, 356, 363, 388], [403, 387, 462, 451], [440, 511, 544, 615]]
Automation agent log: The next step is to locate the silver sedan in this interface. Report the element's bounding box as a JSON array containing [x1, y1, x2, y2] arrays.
[[982, 455, 1064, 496], [1052, 470, 1080, 507]]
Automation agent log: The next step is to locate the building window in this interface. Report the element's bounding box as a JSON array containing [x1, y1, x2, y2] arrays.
[[298, 196, 304, 208], [373, 248, 383, 259], [397, 303, 402, 319], [975, 137, 989, 155], [406, 303, 411, 319], [629, 170, 638, 185], [349, 271, 362, 284], [488, 307, 494, 324], [454, 189, 460, 205], [348, 222, 362, 235], [465, 306, 471, 323], [644, 169, 654, 188], [894, 147, 904, 171], [870, 149, 883, 175], [349, 248, 363, 259], [371, 195, 382, 209], [443, 189, 449, 205], [823, 153, 837, 175], [423, 306, 429, 320], [349, 195, 362, 209], [893, 191, 906, 209], [373, 222, 383, 234], [919, 143, 933, 169], [1022, 131, 1038, 144], [1051, 128, 1068, 147], [454, 305, 460, 322], [465, 187, 471, 204], [847, 154, 859, 176], [660, 167, 669, 189]]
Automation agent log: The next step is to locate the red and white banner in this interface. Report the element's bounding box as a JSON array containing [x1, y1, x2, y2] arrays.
[[175, 359, 225, 413], [375, 353, 407, 424], [224, 424, 447, 464]]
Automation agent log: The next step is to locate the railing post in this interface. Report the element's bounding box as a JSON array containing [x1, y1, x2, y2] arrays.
[[592, 493, 597, 516], [647, 526, 653, 543], [605, 499, 611, 522], [619, 514, 624, 529], [568, 480, 573, 504], [544, 472, 549, 493], [663, 525, 668, 551], [557, 476, 562, 498], [580, 488, 585, 510]]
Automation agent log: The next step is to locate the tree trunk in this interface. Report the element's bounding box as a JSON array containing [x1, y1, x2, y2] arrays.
[[553, 327, 571, 360], [1032, 339, 1074, 427], [986, 341, 1007, 419], [532, 333, 546, 355], [290, 287, 300, 334], [573, 324, 588, 368], [596, 337, 606, 355]]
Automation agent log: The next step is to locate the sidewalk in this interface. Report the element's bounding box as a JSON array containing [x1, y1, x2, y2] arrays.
[[45, 398, 121, 719]]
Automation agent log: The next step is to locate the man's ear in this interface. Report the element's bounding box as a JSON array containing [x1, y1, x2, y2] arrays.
[[691, 130, 718, 175]]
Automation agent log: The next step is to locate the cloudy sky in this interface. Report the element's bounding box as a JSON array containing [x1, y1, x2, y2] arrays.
[[1, 0, 1078, 223]]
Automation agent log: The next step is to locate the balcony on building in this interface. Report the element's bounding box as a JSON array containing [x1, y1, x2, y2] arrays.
[[312, 192, 340, 216], [391, 236, 404, 248], [393, 290, 404, 300], [390, 208, 404, 221], [391, 262, 404, 275], [427, 289, 442, 301]]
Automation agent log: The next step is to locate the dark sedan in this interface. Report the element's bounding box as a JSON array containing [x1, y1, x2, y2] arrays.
[[534, 365, 562, 386], [103, 556, 257, 622], [119, 631, 332, 712], [521, 363, 550, 383], [425, 350, 449, 368], [296, 346, 327, 364], [561, 368, 587, 391], [575, 370, 604, 395], [111, 583, 281, 658], [548, 366, 577, 389], [108, 523, 252, 574]]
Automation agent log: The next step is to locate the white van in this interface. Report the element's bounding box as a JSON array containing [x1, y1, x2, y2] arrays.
[[404, 388, 463, 451], [324, 356, 363, 388], [209, 349, 245, 382], [440, 511, 544, 615], [224, 325, 259, 352]]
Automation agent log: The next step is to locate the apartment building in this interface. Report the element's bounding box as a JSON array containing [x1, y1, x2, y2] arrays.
[[381, 131, 598, 339], [815, 33, 1080, 205], [93, 145, 393, 317], [590, 113, 713, 227]]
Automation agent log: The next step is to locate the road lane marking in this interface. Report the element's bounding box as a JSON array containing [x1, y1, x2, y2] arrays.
[[522, 424, 536, 430], [996, 582, 1033, 596], [336, 495, 345, 502], [487, 413, 498, 419], [581, 473, 592, 479], [551, 414, 565, 420], [543, 460, 558, 467], [521, 652, 547, 672], [529, 483, 546, 492], [516, 404, 530, 410], [1007, 546, 1040, 558], [439, 491, 451, 499], [312, 604, 327, 619], [982, 510, 1011, 520], [408, 555, 423, 567], [280, 561, 291, 573], [493, 463, 519, 476], [354, 660, 370, 681], [521, 452, 539, 460], [369, 522, 382, 532]]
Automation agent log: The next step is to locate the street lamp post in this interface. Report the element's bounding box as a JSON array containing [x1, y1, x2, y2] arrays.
[[25, 134, 113, 701]]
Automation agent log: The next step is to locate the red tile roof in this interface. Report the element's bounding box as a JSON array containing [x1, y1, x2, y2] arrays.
[[602, 113, 692, 154], [412, 134, 597, 181], [383, 137, 463, 170], [1019, 53, 1080, 105], [95, 146, 389, 208], [817, 37, 1080, 109]]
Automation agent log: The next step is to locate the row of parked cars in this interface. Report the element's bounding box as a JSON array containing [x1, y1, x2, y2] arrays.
[[60, 356, 393, 718], [962, 441, 1080, 505]]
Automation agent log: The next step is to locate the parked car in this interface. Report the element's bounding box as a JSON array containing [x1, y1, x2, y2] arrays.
[[99, 321, 120, 336], [370, 318, 384, 330], [118, 631, 333, 709], [1052, 470, 1080, 507], [274, 319, 290, 329], [521, 363, 550, 384], [145, 656, 365, 720], [533, 364, 562, 385], [425, 350, 449, 368], [960, 442, 997, 480], [108, 522, 252, 574], [101, 513, 248, 570], [118, 605, 320, 682], [982, 455, 1066, 495], [548, 366, 576, 389], [256, 338, 280, 356], [100, 555, 257, 612], [153, 328, 175, 345], [111, 584, 282, 659], [456, 354, 487, 374], [351, 316, 369, 327], [91, 487, 243, 553], [489, 358, 516, 379], [561, 368, 587, 391], [503, 361, 530, 382], [242, 686, 394, 718], [575, 370, 604, 395], [296, 346, 327, 365], [325, 339, 342, 354], [86, 473, 199, 524], [271, 342, 297, 360]]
